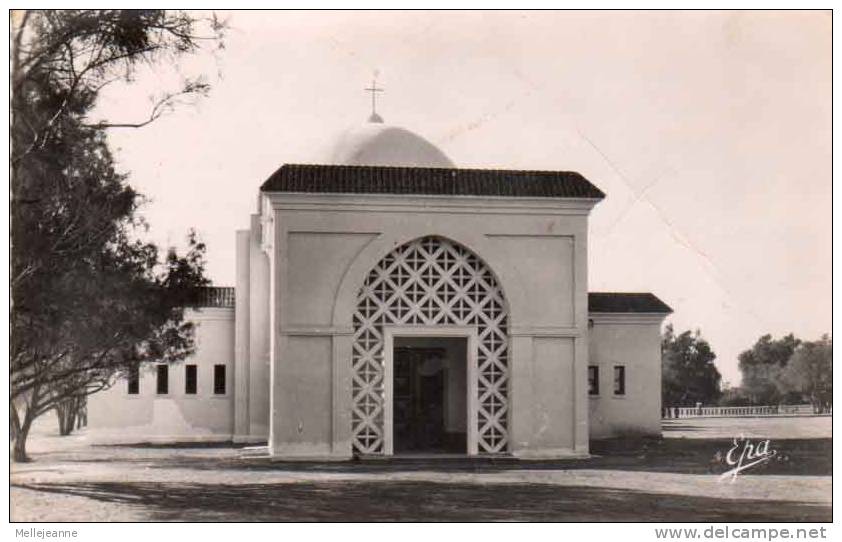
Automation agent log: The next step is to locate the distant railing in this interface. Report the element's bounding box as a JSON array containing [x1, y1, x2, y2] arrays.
[[663, 404, 830, 418], [196, 287, 235, 308]]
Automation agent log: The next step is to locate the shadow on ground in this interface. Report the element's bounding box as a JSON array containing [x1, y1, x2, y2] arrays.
[[94, 441, 244, 449], [12, 480, 831, 522], [74, 437, 832, 477], [586, 436, 832, 477]]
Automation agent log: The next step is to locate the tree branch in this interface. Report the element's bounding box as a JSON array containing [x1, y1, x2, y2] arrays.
[[84, 81, 209, 129]]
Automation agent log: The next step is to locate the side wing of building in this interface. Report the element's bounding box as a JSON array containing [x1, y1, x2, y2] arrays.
[[86, 288, 237, 443], [587, 292, 672, 438]]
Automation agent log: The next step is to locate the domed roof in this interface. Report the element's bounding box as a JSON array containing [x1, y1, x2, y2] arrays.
[[329, 119, 454, 168]]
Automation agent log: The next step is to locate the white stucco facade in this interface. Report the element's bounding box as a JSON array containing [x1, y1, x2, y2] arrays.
[[88, 118, 671, 458], [88, 307, 236, 442], [587, 313, 666, 438], [256, 192, 596, 459]]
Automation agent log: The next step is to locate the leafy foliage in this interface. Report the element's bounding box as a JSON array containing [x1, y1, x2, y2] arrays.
[[11, 10, 223, 461], [775, 335, 832, 413], [721, 334, 832, 411], [661, 324, 722, 406], [737, 334, 801, 404]]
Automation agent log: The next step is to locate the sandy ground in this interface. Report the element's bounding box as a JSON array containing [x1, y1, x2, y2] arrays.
[[10, 415, 832, 522], [661, 415, 832, 440]]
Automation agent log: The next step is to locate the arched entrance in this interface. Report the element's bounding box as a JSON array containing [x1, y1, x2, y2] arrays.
[[351, 236, 509, 455]]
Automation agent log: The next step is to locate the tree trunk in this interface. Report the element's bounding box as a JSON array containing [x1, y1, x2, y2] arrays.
[[12, 383, 44, 462], [65, 405, 77, 436], [10, 404, 20, 441], [59, 410, 69, 436], [76, 398, 87, 429], [12, 406, 33, 462], [13, 427, 30, 462], [55, 396, 88, 436], [56, 399, 78, 436], [56, 402, 68, 435]]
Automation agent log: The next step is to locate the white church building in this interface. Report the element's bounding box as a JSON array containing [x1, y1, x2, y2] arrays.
[[89, 112, 672, 459]]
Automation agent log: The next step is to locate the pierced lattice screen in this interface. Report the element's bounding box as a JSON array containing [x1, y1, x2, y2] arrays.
[[351, 236, 509, 455]]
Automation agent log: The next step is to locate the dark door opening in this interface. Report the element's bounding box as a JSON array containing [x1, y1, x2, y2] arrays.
[[393, 337, 467, 454]]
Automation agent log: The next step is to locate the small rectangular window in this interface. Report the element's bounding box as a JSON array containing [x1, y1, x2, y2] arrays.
[[127, 366, 139, 395], [614, 365, 626, 396], [185, 365, 197, 395], [213, 365, 226, 395], [588, 365, 599, 396], [156, 364, 169, 395]]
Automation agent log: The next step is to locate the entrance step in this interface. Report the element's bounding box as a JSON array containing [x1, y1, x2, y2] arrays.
[[239, 445, 270, 458]]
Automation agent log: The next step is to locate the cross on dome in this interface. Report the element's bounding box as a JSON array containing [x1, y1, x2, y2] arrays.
[[364, 76, 384, 123]]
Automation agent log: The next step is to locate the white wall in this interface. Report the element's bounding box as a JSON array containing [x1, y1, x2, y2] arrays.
[[87, 307, 236, 442], [233, 216, 271, 443], [247, 216, 271, 439], [264, 192, 597, 458], [587, 314, 666, 438]]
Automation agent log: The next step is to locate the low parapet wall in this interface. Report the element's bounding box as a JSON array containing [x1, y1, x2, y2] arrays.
[[663, 404, 829, 418]]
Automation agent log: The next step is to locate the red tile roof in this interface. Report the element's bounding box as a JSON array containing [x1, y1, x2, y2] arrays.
[[261, 164, 605, 199], [588, 292, 672, 314]]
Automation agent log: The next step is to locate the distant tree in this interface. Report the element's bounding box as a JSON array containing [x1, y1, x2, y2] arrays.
[[661, 324, 722, 407], [737, 334, 800, 404], [11, 10, 223, 461], [776, 335, 832, 413], [717, 385, 752, 407]]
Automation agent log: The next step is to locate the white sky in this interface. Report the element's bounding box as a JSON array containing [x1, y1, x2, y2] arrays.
[[94, 10, 831, 385]]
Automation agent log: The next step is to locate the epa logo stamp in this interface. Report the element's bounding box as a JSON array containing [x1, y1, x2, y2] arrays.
[[718, 436, 781, 481]]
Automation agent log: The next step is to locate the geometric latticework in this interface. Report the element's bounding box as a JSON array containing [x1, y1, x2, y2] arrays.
[[352, 236, 509, 455]]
